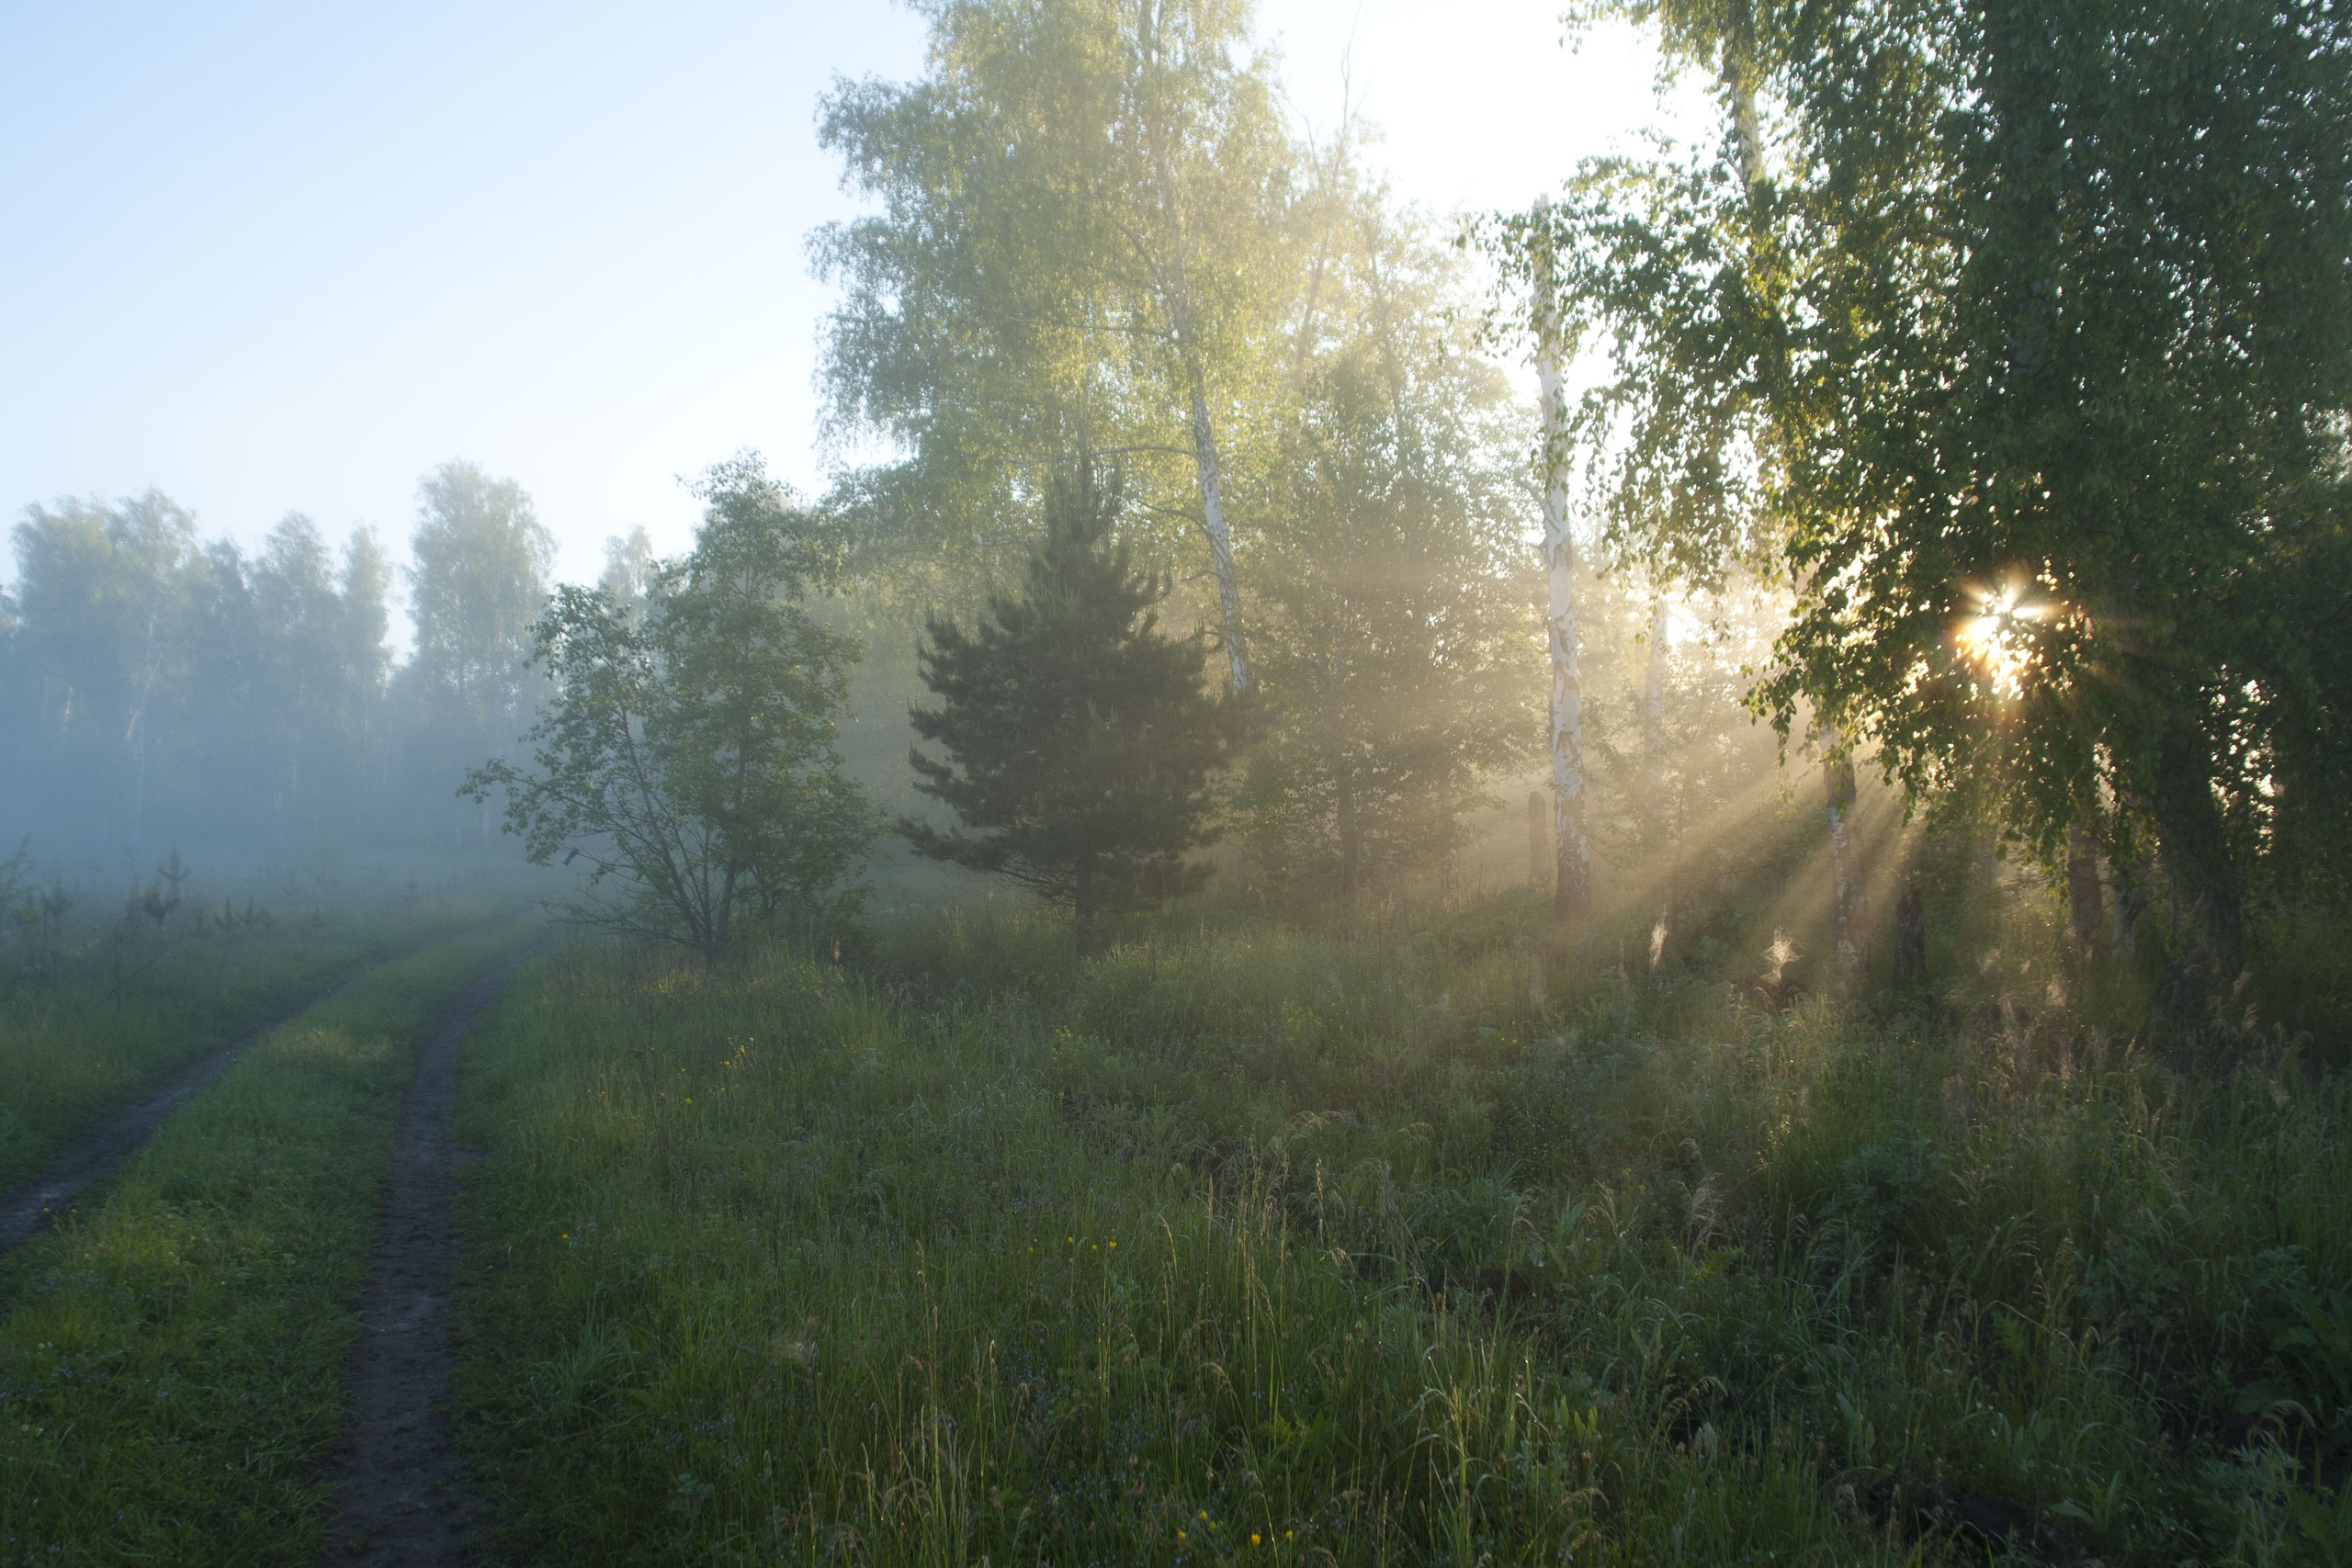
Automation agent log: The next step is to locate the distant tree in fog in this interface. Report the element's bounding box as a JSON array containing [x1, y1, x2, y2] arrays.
[[597, 525, 655, 622], [399, 461, 554, 843], [3, 492, 390, 855], [1238, 209, 1538, 908], [338, 527, 392, 761], [405, 462, 552, 723], [7, 492, 199, 847]]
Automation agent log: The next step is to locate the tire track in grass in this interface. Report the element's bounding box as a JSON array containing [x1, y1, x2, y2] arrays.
[[0, 923, 539, 1567], [0, 912, 518, 1257], [318, 952, 537, 1565], [0, 1009, 305, 1256]]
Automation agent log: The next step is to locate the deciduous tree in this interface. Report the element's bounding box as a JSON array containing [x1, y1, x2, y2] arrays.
[[469, 457, 873, 959]]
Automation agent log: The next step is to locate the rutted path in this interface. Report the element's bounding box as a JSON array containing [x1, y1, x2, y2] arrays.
[[0, 1001, 325, 1257], [318, 953, 531, 1566]]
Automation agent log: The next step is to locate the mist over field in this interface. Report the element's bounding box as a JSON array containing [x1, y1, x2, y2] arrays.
[[5, 2, 2350, 1564]]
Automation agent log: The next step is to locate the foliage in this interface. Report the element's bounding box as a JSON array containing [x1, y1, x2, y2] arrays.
[[470, 458, 873, 959], [1240, 229, 1539, 903], [1547, 0, 2352, 1001], [0, 484, 458, 855], [905, 464, 1239, 943], [811, 0, 1295, 616]]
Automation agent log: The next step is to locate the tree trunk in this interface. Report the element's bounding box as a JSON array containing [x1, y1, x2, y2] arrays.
[[2111, 852, 2150, 955], [1893, 875, 1928, 989], [1186, 384, 1250, 693], [2066, 819, 2108, 956], [1729, 62, 1766, 192], [1532, 194, 1589, 924], [1139, 0, 1250, 694], [1644, 591, 1670, 887], [2149, 723, 2246, 1009], [1824, 742, 1860, 969], [1526, 790, 1545, 888]]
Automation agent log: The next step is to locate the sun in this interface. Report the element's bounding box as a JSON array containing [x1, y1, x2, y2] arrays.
[[1953, 581, 2046, 698]]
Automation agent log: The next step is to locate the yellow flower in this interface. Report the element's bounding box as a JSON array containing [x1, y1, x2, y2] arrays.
[[1252, 1533, 1261, 1546]]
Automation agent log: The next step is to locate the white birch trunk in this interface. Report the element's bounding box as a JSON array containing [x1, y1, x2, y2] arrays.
[[1533, 194, 1589, 923], [1187, 384, 1250, 692], [1731, 68, 1766, 191], [1644, 591, 1672, 919], [1824, 739, 1860, 966], [1140, 0, 1250, 693], [1644, 591, 1668, 830], [124, 611, 159, 851]]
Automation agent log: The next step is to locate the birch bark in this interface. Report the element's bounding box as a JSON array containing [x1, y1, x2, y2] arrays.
[[1140, 0, 1250, 693], [1824, 745, 1860, 965], [1532, 194, 1589, 923], [1644, 591, 1672, 911]]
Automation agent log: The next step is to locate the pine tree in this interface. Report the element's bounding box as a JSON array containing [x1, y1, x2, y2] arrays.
[[906, 465, 1239, 945]]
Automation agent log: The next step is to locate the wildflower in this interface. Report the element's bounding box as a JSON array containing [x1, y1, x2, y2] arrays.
[[1252, 1533, 1261, 1545]]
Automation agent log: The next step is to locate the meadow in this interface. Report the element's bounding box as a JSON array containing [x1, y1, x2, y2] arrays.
[[0, 879, 522, 1192], [447, 894, 2352, 1566], [0, 913, 542, 1566]]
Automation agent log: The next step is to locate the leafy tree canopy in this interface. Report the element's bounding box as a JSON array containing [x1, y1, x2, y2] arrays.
[[1549, 0, 2352, 996], [470, 457, 874, 959]]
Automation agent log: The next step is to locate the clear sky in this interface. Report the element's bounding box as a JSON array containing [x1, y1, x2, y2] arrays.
[[1, 1, 1701, 635]]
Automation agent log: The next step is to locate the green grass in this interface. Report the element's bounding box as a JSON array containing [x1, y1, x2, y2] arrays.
[[0, 915, 541, 1568], [0, 890, 516, 1192], [449, 898, 2351, 1566]]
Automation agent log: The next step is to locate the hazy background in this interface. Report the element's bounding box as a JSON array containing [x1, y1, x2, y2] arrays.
[[2, 0, 1700, 647]]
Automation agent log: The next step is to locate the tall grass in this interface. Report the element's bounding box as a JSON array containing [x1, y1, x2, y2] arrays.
[[452, 898, 2348, 1564]]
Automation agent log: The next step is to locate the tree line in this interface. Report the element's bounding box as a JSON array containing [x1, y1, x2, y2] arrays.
[[0, 461, 565, 859]]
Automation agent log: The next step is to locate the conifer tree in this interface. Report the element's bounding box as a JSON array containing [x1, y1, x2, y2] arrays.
[[905, 464, 1239, 945]]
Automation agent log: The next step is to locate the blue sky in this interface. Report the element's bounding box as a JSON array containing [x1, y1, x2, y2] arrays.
[[1, 1, 1697, 633]]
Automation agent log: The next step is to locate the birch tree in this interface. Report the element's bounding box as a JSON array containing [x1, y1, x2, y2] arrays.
[[1241, 209, 1538, 906], [1564, 0, 2352, 1006], [402, 461, 554, 843], [1532, 196, 1590, 923], [813, 0, 1294, 687]]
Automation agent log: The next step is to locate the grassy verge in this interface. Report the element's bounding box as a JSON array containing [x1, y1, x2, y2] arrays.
[[0, 916, 540, 1567], [0, 892, 515, 1192], [451, 904, 2348, 1566]]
